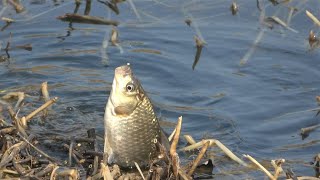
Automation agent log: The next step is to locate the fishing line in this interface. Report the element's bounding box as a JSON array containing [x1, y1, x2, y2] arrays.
[[0, 6, 7, 17], [152, 0, 176, 8], [127, 0, 142, 22], [181, 3, 207, 44]]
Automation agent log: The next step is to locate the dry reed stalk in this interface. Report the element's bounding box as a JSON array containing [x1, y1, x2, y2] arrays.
[[306, 10, 320, 27], [179, 169, 192, 180], [110, 27, 123, 53], [41, 82, 50, 102], [187, 140, 210, 176], [182, 139, 248, 167], [192, 36, 204, 70], [243, 154, 275, 180], [110, 27, 118, 46], [50, 165, 59, 180], [97, 0, 120, 15], [301, 124, 320, 136], [7, 106, 27, 136], [170, 116, 182, 177], [100, 163, 113, 180], [2, 92, 25, 111], [84, 0, 92, 15], [34, 163, 55, 177], [15, 1, 73, 22], [68, 141, 74, 167], [168, 127, 176, 142], [57, 13, 119, 26], [12, 157, 26, 175], [0, 127, 16, 135], [266, 16, 298, 33], [87, 128, 99, 176], [0, 169, 19, 175], [15, 44, 32, 51], [56, 169, 79, 179], [271, 159, 285, 179], [63, 144, 85, 159], [1, 17, 15, 23], [296, 177, 320, 180], [170, 116, 182, 156], [183, 134, 196, 144], [8, 0, 24, 13], [171, 153, 179, 178], [25, 97, 58, 122]]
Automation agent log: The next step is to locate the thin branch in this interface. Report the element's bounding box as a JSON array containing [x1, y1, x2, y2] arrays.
[[187, 140, 210, 176], [25, 97, 58, 122]]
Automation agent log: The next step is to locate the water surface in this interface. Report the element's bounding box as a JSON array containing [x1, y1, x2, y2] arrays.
[[1, 0, 320, 178]]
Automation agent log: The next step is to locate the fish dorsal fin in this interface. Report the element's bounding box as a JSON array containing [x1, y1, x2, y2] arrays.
[[114, 105, 134, 116]]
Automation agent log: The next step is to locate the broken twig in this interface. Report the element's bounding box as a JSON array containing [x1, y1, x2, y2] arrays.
[[57, 13, 119, 26], [244, 154, 275, 180], [192, 36, 204, 70], [306, 10, 320, 27], [25, 97, 58, 122], [187, 140, 210, 176]]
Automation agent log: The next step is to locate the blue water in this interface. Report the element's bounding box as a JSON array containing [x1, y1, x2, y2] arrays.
[[1, 0, 320, 178]]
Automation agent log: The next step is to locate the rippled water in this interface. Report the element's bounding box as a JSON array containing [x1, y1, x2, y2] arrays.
[[1, 0, 320, 179]]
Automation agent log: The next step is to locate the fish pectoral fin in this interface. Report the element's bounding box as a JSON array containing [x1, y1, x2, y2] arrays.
[[103, 136, 115, 165], [114, 105, 134, 116], [107, 152, 116, 165]]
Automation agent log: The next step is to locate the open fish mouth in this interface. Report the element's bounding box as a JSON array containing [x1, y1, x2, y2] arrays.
[[115, 63, 132, 77]]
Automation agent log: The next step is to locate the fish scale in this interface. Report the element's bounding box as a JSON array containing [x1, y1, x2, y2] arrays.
[[104, 64, 162, 168], [108, 96, 160, 167]]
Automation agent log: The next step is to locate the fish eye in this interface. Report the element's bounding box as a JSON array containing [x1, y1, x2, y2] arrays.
[[126, 83, 135, 92]]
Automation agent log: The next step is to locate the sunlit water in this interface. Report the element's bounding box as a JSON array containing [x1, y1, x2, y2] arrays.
[[1, 0, 320, 178]]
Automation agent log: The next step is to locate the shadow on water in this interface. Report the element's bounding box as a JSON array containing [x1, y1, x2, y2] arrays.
[[1, 0, 320, 178]]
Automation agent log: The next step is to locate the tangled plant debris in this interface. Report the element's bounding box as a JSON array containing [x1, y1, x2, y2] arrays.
[[0, 82, 319, 179]]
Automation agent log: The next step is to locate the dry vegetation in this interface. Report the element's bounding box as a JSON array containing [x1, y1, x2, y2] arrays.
[[0, 82, 319, 179]]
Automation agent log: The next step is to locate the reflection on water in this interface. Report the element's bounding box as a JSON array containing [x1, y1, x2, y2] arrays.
[[1, 0, 320, 178]]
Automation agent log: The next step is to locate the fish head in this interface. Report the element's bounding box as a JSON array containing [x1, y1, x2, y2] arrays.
[[110, 64, 145, 116]]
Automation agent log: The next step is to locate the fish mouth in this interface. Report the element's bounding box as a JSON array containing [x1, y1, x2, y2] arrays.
[[115, 64, 132, 78]]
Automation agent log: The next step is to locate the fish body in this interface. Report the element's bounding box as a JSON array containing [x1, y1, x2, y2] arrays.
[[104, 64, 162, 167]]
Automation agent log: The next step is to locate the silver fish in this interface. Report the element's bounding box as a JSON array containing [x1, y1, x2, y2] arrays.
[[104, 64, 165, 167]]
